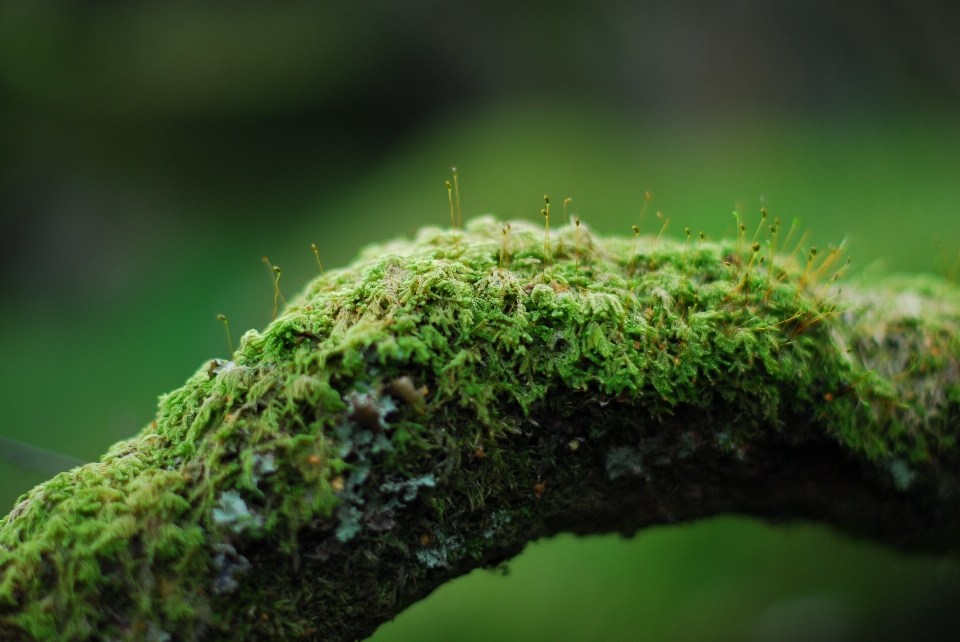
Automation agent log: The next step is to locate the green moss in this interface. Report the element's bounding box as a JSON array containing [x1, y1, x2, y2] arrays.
[[1, 216, 958, 640]]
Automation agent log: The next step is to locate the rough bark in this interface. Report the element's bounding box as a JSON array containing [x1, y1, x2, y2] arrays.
[[1, 217, 958, 641]]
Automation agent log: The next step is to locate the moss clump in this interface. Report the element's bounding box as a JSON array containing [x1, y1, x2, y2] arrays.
[[2, 216, 959, 640]]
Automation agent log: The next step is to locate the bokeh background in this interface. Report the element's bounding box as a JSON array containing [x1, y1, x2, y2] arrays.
[[2, 1, 960, 640]]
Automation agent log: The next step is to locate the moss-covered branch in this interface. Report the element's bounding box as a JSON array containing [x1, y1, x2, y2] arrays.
[[2, 217, 959, 641]]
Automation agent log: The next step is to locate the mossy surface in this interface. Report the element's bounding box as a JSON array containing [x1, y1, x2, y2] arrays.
[[1, 216, 959, 641]]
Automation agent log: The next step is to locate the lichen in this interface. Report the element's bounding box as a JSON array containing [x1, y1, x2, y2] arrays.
[[212, 491, 264, 536], [1, 216, 958, 641], [606, 445, 647, 481]]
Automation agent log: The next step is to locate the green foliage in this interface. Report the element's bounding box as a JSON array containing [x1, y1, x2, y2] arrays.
[[1, 216, 958, 640]]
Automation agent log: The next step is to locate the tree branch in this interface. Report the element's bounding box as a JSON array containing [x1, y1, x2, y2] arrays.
[[2, 217, 958, 641]]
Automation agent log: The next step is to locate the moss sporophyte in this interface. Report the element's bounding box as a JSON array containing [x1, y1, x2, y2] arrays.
[[2, 215, 959, 640]]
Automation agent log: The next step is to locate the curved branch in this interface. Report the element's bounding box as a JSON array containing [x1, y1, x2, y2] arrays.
[[2, 217, 959, 641]]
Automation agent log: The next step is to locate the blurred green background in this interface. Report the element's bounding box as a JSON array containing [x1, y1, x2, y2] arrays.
[[2, 2, 960, 640]]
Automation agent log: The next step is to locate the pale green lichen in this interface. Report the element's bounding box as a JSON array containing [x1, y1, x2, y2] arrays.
[[212, 491, 264, 536], [1, 216, 958, 641]]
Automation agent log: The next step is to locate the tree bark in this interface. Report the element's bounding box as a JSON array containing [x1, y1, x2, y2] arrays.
[[2, 217, 958, 641]]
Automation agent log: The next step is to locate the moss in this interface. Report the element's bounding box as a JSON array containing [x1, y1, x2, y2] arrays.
[[1, 216, 959, 640]]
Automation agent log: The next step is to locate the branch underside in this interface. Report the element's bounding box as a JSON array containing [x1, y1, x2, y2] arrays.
[[1, 217, 959, 641], [259, 404, 960, 642], [251, 412, 957, 642]]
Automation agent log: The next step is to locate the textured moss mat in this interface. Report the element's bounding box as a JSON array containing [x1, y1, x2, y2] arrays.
[[1, 217, 958, 640]]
